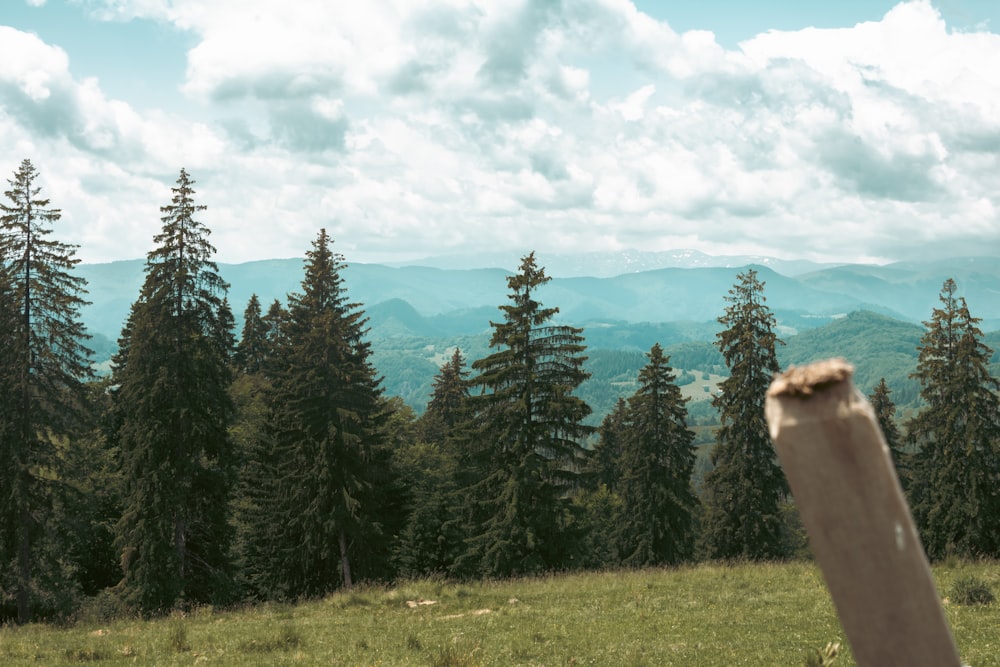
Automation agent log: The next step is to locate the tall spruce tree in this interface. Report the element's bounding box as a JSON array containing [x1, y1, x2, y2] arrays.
[[589, 397, 628, 491], [616, 344, 697, 566], [395, 350, 470, 577], [262, 299, 287, 340], [907, 279, 1000, 559], [229, 295, 277, 598], [260, 229, 387, 597], [419, 347, 470, 446], [230, 297, 292, 598], [869, 378, 905, 477], [0, 159, 92, 623], [700, 269, 788, 560], [113, 169, 235, 612], [234, 294, 267, 375], [455, 252, 593, 576]]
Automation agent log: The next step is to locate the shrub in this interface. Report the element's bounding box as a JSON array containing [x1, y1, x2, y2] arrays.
[[950, 575, 995, 606], [71, 589, 133, 625]]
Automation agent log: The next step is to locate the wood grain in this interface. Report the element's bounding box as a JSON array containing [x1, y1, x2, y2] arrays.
[[765, 359, 961, 667]]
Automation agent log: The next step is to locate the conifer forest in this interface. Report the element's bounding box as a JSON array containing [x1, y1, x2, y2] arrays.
[[2, 160, 999, 624]]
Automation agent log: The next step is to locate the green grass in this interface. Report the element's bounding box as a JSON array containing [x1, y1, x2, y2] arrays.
[[2, 561, 998, 666]]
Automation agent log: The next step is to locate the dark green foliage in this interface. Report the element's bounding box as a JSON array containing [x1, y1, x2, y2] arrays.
[[112, 169, 235, 613], [394, 351, 470, 577], [615, 344, 697, 566], [868, 378, 905, 479], [228, 304, 286, 598], [228, 370, 277, 599], [64, 379, 123, 598], [588, 398, 628, 491], [392, 438, 463, 577], [229, 304, 284, 596], [700, 269, 788, 560], [261, 299, 288, 351], [906, 279, 1000, 559], [569, 484, 622, 569], [234, 294, 268, 375], [421, 348, 470, 443], [454, 253, 594, 577], [949, 575, 995, 606], [256, 229, 390, 598], [0, 159, 92, 623]]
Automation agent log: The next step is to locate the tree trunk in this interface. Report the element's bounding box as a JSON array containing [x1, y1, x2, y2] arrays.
[[338, 529, 353, 589]]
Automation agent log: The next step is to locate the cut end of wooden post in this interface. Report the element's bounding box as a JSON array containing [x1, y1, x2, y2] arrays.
[[767, 358, 854, 399], [766, 356, 962, 667]]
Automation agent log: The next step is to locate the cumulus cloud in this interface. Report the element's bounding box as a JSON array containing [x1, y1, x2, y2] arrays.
[[1, 0, 999, 266]]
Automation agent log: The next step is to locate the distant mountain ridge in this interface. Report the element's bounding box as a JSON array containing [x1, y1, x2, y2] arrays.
[[386, 249, 843, 277], [75, 254, 1000, 344], [75, 253, 1000, 418]]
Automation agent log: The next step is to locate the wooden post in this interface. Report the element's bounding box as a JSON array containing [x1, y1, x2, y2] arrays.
[[765, 359, 961, 667]]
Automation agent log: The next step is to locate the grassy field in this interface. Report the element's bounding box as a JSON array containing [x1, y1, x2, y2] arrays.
[[1, 560, 998, 666]]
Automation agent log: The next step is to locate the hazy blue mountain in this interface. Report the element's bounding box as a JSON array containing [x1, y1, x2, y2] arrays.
[[796, 256, 1000, 327], [76, 254, 1000, 346], [387, 249, 840, 277], [74, 253, 999, 419]]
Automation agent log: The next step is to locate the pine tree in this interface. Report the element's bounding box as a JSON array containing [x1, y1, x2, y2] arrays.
[[261, 299, 289, 370], [907, 279, 1000, 559], [395, 350, 470, 577], [418, 347, 470, 446], [616, 344, 697, 566], [589, 397, 628, 491], [455, 252, 593, 576], [869, 378, 905, 477], [700, 269, 788, 560], [230, 297, 289, 598], [262, 298, 287, 340], [260, 229, 388, 597], [0, 159, 92, 623], [235, 294, 267, 375], [113, 169, 235, 612]]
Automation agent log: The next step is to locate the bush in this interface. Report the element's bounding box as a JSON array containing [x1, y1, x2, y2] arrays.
[[949, 575, 995, 606], [71, 589, 133, 624]]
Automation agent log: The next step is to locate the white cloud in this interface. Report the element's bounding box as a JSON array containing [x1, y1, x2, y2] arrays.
[[613, 84, 655, 121], [2, 1, 999, 266]]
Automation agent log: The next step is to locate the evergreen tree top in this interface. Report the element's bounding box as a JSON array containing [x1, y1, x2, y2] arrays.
[[427, 348, 470, 422], [913, 278, 998, 405], [0, 158, 92, 379], [494, 252, 559, 336], [1, 159, 81, 271], [141, 168, 228, 317], [288, 229, 361, 319]]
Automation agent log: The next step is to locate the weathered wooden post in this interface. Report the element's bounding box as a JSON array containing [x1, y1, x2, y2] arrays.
[[765, 358, 962, 667]]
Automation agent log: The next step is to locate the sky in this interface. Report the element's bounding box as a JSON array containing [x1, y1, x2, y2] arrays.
[[2, 0, 1000, 266]]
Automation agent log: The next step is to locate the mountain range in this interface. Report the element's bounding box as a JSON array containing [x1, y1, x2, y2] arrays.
[[76, 252, 1000, 418], [77, 253, 1000, 343]]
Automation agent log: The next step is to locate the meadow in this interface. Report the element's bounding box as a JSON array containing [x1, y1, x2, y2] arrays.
[[1, 560, 997, 666]]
